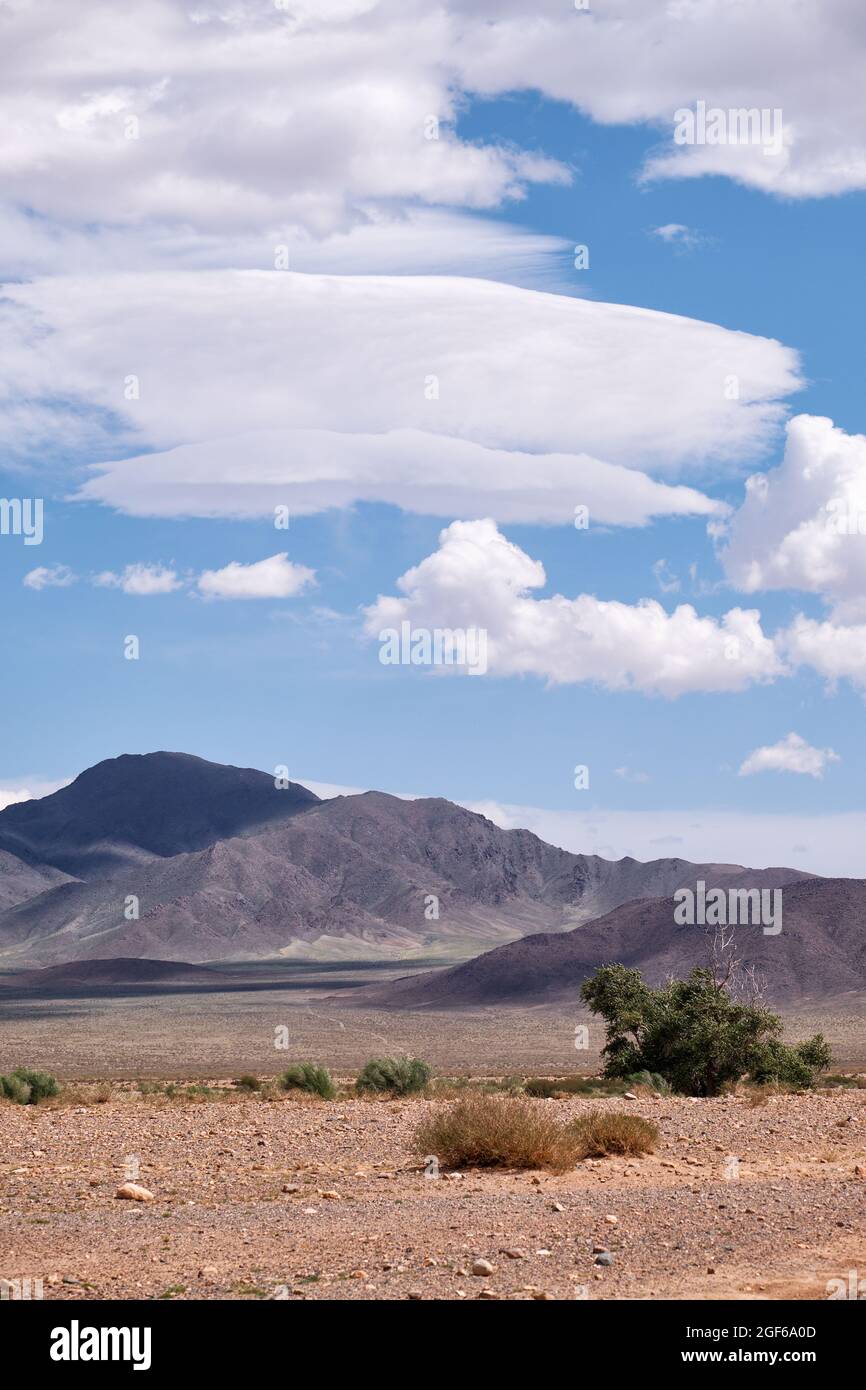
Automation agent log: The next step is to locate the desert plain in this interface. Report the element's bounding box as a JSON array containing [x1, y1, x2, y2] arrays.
[[1, 966, 864, 1302]]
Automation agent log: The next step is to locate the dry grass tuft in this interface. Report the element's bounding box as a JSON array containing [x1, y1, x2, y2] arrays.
[[414, 1093, 579, 1171], [568, 1110, 659, 1158]]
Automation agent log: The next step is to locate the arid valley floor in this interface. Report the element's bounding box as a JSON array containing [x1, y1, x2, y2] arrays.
[[1, 966, 865, 1302]]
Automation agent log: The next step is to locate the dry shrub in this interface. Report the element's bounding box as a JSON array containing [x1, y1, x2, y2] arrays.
[[414, 1093, 578, 1171], [569, 1110, 659, 1158]]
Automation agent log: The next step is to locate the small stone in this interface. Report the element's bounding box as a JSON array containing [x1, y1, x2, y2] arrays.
[[282, 1184, 301, 1193], [476, 1289, 500, 1299], [551, 1201, 565, 1212], [604, 1215, 618, 1225], [501, 1248, 526, 1260], [594, 1253, 614, 1267], [115, 1183, 154, 1202], [317, 1189, 342, 1200], [407, 1291, 423, 1300], [532, 1290, 555, 1300], [472, 1258, 494, 1277], [623, 1091, 637, 1100]]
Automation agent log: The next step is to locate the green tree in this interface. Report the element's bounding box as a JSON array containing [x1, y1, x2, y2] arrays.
[[580, 964, 829, 1097]]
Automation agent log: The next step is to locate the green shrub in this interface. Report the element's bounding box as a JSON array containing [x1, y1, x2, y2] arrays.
[[236, 1074, 261, 1092], [748, 1035, 832, 1089], [279, 1063, 336, 1100], [524, 1076, 631, 1099], [0, 1068, 59, 1105], [580, 964, 831, 1097], [356, 1056, 431, 1096]]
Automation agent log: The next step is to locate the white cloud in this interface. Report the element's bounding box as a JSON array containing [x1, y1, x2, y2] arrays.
[[0, 0, 569, 262], [718, 415, 866, 619], [0, 270, 799, 519], [0, 777, 69, 812], [0, 0, 863, 289], [739, 732, 840, 779], [651, 223, 706, 252], [22, 563, 76, 590], [93, 563, 181, 595], [197, 553, 315, 600], [455, 0, 866, 200], [781, 613, 866, 692], [364, 518, 785, 696]]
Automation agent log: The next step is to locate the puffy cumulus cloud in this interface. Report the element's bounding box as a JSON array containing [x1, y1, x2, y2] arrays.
[[718, 416, 866, 619], [0, 270, 798, 517], [781, 613, 866, 692], [22, 563, 76, 590], [738, 732, 840, 779], [0, 0, 863, 280], [363, 519, 785, 696], [197, 553, 315, 600], [93, 563, 182, 595]]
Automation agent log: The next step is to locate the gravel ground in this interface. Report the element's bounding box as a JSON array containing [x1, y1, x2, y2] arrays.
[[1, 1088, 864, 1301]]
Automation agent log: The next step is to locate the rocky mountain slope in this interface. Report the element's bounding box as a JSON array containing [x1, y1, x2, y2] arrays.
[[0, 751, 813, 967]]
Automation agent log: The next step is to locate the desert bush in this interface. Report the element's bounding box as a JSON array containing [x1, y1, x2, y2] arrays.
[[415, 1093, 578, 1171], [279, 1063, 336, 1101], [748, 1035, 832, 1089], [568, 1109, 659, 1158], [236, 1074, 261, 1092], [0, 1068, 59, 1105], [820, 1074, 866, 1090], [356, 1056, 430, 1097], [580, 964, 831, 1097]]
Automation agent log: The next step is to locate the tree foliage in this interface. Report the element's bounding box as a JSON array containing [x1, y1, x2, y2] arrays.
[[580, 964, 830, 1097]]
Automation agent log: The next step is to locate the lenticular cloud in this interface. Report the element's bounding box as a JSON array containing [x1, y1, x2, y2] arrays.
[[0, 269, 800, 525]]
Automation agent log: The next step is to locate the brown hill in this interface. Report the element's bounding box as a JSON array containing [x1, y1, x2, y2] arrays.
[[0, 751, 318, 879], [0, 957, 226, 990], [0, 753, 813, 967], [357, 876, 866, 1005]]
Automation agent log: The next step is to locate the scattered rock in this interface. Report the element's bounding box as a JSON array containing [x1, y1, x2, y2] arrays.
[[472, 1258, 494, 1276], [115, 1183, 154, 1203], [594, 1253, 614, 1267]]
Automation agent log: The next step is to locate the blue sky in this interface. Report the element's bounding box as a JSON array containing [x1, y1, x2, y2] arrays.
[[2, 1, 866, 874]]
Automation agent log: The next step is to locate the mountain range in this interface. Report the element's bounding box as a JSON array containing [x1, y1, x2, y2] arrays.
[[0, 751, 859, 999]]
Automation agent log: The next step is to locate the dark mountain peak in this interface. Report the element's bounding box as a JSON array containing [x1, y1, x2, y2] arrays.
[[0, 751, 319, 879]]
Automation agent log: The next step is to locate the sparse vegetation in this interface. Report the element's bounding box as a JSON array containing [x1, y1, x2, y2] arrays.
[[279, 1063, 336, 1101], [581, 964, 831, 1097], [235, 1074, 261, 1091], [356, 1056, 431, 1097], [0, 1068, 60, 1105], [568, 1110, 659, 1158], [414, 1093, 579, 1170]]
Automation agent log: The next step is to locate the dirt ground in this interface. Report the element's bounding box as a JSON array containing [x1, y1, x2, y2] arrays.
[[2, 973, 865, 1078], [1, 1087, 864, 1302]]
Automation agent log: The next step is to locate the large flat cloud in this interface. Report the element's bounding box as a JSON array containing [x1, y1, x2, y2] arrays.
[[0, 270, 799, 522], [363, 518, 785, 696]]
